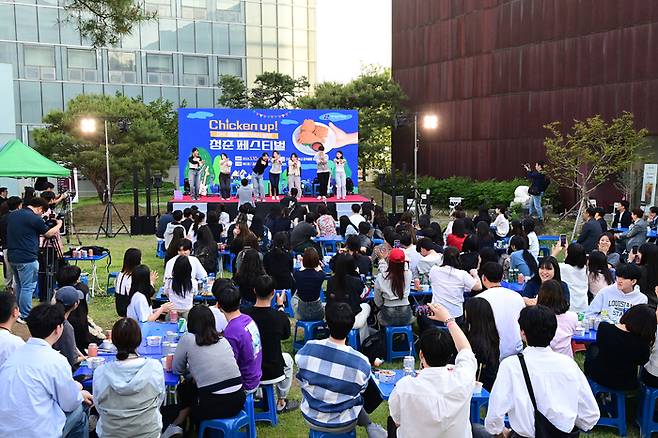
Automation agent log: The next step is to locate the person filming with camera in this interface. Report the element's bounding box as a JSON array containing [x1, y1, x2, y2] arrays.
[[6, 197, 62, 321], [524, 161, 549, 225]]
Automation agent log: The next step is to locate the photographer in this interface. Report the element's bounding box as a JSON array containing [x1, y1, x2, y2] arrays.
[[6, 197, 62, 320], [524, 161, 549, 225], [38, 191, 66, 302]]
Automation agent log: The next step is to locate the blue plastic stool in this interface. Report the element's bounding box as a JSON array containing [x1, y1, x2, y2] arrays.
[[198, 393, 255, 438], [589, 379, 628, 436], [385, 325, 415, 362], [106, 272, 119, 296], [347, 329, 360, 349], [539, 247, 549, 258], [254, 384, 278, 425], [156, 240, 166, 259], [637, 383, 658, 438], [309, 428, 356, 437], [293, 320, 326, 352], [271, 289, 294, 317]]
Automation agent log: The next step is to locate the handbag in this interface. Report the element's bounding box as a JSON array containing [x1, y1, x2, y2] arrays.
[[517, 353, 580, 437]]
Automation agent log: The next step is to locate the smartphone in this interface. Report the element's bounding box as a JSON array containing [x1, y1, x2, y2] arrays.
[[632, 245, 639, 254], [559, 234, 567, 247], [394, 240, 401, 248], [415, 305, 434, 317]]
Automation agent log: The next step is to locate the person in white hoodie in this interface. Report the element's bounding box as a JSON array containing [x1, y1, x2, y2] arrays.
[[585, 263, 647, 322], [93, 318, 165, 438], [163, 210, 185, 248]]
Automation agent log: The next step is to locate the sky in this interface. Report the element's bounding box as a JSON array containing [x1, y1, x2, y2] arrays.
[[315, 0, 392, 84]]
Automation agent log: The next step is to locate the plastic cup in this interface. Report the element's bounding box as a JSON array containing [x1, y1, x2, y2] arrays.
[[87, 343, 98, 357]]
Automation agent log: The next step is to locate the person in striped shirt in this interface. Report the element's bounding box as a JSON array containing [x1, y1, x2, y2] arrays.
[[295, 302, 387, 437]]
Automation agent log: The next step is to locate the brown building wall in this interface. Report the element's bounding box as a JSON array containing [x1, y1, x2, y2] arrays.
[[392, 0, 658, 206]]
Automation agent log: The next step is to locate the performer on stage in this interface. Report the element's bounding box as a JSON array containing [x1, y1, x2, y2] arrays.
[[219, 153, 232, 200], [314, 144, 330, 200], [288, 153, 301, 197], [252, 152, 269, 202], [334, 150, 347, 200], [188, 147, 204, 200], [269, 150, 283, 200]]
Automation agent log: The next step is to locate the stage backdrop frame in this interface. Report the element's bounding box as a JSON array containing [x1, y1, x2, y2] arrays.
[[178, 108, 359, 194]]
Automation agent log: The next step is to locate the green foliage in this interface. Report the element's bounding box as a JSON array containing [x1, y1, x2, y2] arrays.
[[298, 66, 407, 178], [139, 97, 183, 156], [32, 94, 175, 202], [216, 73, 309, 109], [63, 0, 156, 47], [217, 75, 250, 109]]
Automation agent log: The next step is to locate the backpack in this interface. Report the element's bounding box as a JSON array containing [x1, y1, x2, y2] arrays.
[[359, 331, 386, 366]]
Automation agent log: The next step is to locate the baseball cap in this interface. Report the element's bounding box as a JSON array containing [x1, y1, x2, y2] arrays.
[[55, 286, 84, 306], [388, 248, 406, 264]]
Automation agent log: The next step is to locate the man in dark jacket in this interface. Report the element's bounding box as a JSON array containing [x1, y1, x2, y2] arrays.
[[156, 206, 174, 239], [612, 200, 632, 229], [594, 207, 608, 233], [576, 207, 603, 253], [525, 161, 548, 224]]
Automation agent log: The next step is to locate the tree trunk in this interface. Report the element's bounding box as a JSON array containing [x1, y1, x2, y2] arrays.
[[570, 188, 588, 241]]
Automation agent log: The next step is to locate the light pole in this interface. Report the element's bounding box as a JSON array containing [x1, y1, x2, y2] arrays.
[[412, 112, 438, 218]]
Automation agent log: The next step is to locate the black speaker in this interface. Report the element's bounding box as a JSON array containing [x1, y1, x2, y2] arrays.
[[153, 174, 163, 189], [140, 215, 156, 235], [130, 215, 142, 235], [132, 168, 139, 217]]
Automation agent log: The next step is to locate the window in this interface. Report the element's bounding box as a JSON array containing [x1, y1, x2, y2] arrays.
[[217, 0, 242, 22], [38, 7, 60, 43], [195, 21, 212, 54], [181, 0, 207, 19], [108, 51, 136, 83], [229, 24, 245, 56], [183, 55, 209, 86], [159, 19, 177, 51], [262, 27, 277, 58], [213, 23, 230, 55], [24, 45, 55, 80], [146, 53, 174, 84], [15, 6, 38, 42], [218, 58, 242, 77], [277, 4, 292, 27], [261, 3, 276, 26], [245, 1, 260, 25], [67, 49, 97, 82], [145, 0, 172, 16], [278, 28, 293, 59]]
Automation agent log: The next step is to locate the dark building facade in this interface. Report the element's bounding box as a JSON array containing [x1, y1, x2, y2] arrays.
[[392, 0, 658, 203]]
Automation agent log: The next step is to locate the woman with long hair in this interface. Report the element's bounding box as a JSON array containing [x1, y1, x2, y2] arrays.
[[165, 227, 185, 265], [463, 298, 500, 391], [317, 203, 338, 237], [475, 221, 495, 250], [597, 232, 621, 267], [459, 235, 480, 272], [229, 222, 258, 257], [537, 280, 578, 357], [373, 206, 389, 234], [193, 225, 218, 275], [269, 150, 283, 200], [206, 210, 223, 243], [446, 218, 467, 251], [587, 250, 614, 298], [508, 235, 538, 278], [326, 253, 370, 341], [287, 152, 301, 196], [219, 153, 232, 200], [127, 265, 171, 322], [292, 247, 325, 321], [477, 247, 499, 280], [233, 248, 265, 305], [636, 243, 658, 305], [115, 248, 142, 317], [507, 219, 526, 240], [334, 150, 347, 200], [189, 211, 205, 244], [338, 215, 358, 238], [263, 231, 294, 290], [374, 248, 413, 326], [522, 256, 570, 305], [473, 207, 491, 226], [522, 218, 540, 259], [188, 147, 204, 200], [167, 256, 195, 317], [554, 243, 589, 313], [249, 215, 270, 252]]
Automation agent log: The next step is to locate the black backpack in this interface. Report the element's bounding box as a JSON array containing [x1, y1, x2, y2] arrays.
[[359, 331, 386, 366]]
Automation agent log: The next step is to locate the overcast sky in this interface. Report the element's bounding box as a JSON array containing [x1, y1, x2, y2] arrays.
[[316, 0, 392, 84]]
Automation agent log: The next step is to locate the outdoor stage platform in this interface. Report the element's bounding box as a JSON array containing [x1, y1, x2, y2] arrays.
[[168, 194, 371, 218]]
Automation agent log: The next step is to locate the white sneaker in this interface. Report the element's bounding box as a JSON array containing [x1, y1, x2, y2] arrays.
[[366, 423, 387, 438], [161, 424, 183, 438], [16, 317, 26, 325]]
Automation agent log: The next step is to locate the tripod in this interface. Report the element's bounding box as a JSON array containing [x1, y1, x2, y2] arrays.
[[97, 190, 129, 239], [407, 187, 429, 220], [62, 194, 81, 246], [39, 236, 63, 303]]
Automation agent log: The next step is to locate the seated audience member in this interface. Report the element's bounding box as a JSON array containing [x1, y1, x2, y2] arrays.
[[635, 242, 658, 305], [521, 256, 570, 305], [93, 318, 165, 437], [446, 218, 467, 251], [339, 215, 359, 238], [463, 297, 500, 391], [0, 293, 24, 367], [612, 200, 631, 229], [205, 210, 223, 243], [553, 243, 589, 313], [237, 178, 255, 208], [477, 262, 525, 359], [358, 221, 374, 255], [595, 207, 608, 233], [193, 225, 219, 275], [372, 227, 396, 267], [576, 207, 603, 253], [428, 247, 482, 321], [442, 208, 464, 242], [233, 248, 266, 305], [265, 205, 292, 236], [522, 218, 539, 259], [209, 279, 231, 332], [114, 248, 142, 317], [291, 212, 320, 253], [648, 206, 658, 231], [52, 286, 86, 367], [156, 206, 174, 240], [641, 306, 658, 387], [597, 231, 621, 267], [459, 235, 480, 272], [164, 227, 186, 267], [537, 280, 577, 357], [127, 264, 172, 323], [249, 215, 271, 252], [389, 303, 480, 438], [585, 263, 647, 322], [164, 210, 185, 248], [476, 221, 495, 251], [587, 250, 614, 298], [296, 302, 386, 436], [349, 204, 366, 227], [229, 222, 259, 265], [477, 247, 499, 279], [316, 203, 338, 237], [330, 235, 373, 276], [280, 187, 299, 212], [163, 306, 245, 438], [485, 305, 600, 436], [585, 304, 655, 390], [217, 284, 262, 392], [507, 219, 526, 240], [244, 275, 299, 413], [263, 231, 295, 291], [617, 207, 648, 252], [399, 231, 420, 275], [326, 254, 371, 342], [492, 205, 510, 238], [292, 247, 326, 321], [164, 240, 208, 312], [0, 304, 93, 437], [415, 237, 443, 280], [473, 207, 491, 226], [181, 208, 194, 234], [508, 235, 538, 278], [374, 248, 413, 327]]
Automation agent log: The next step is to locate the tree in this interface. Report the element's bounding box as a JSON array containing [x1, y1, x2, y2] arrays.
[[63, 0, 156, 48], [217, 75, 249, 108], [544, 111, 647, 237], [298, 66, 407, 179], [216, 72, 309, 109], [140, 97, 183, 156], [33, 94, 175, 202]]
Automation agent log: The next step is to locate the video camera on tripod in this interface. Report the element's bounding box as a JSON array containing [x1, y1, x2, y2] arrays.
[[44, 211, 65, 229]]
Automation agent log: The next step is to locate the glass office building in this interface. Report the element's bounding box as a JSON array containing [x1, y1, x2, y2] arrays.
[[0, 0, 317, 143]]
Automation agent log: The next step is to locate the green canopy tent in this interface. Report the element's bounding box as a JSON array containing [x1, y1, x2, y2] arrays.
[[0, 139, 69, 177]]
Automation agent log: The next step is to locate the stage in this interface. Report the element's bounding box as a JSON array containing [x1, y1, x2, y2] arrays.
[[168, 194, 371, 218]]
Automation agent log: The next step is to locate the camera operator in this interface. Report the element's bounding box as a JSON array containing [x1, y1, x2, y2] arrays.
[[6, 197, 62, 321], [38, 191, 66, 302]]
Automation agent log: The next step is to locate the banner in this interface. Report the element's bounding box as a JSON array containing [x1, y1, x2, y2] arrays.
[[641, 163, 657, 206], [178, 108, 359, 193]]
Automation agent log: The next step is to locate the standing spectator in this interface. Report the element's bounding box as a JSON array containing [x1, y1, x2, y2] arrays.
[[314, 144, 330, 200], [290, 212, 319, 253], [0, 196, 21, 293], [577, 207, 603, 253], [156, 205, 174, 239], [446, 219, 467, 251], [237, 178, 255, 208], [597, 231, 620, 267], [252, 152, 269, 202], [243, 276, 299, 413], [0, 304, 93, 437], [524, 160, 549, 224], [349, 204, 366, 227], [263, 231, 294, 291], [114, 248, 142, 317], [6, 197, 62, 319], [537, 280, 577, 357], [508, 235, 538, 279], [389, 303, 478, 438], [491, 206, 510, 238], [554, 243, 589, 313], [587, 250, 614, 298], [292, 247, 325, 321], [0, 293, 24, 367], [316, 204, 338, 237], [462, 298, 499, 391], [585, 263, 647, 322], [0, 186, 7, 209], [612, 200, 632, 229], [636, 243, 658, 305], [485, 305, 599, 436], [617, 207, 648, 252], [595, 207, 608, 233], [326, 254, 371, 342], [373, 248, 413, 327], [93, 318, 165, 437]]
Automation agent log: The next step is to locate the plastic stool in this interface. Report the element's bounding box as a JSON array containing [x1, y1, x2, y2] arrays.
[[254, 384, 278, 425], [539, 247, 550, 258], [293, 320, 326, 353], [347, 329, 360, 349], [309, 429, 356, 438], [271, 289, 294, 317], [198, 393, 255, 438], [156, 240, 166, 259], [589, 379, 627, 436], [385, 325, 415, 362], [637, 383, 658, 438], [106, 272, 119, 296]]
